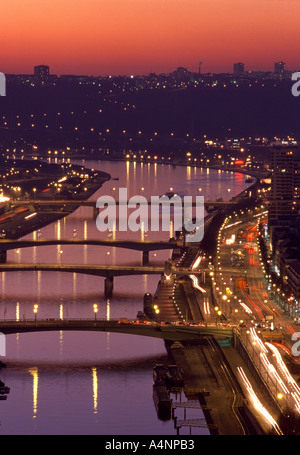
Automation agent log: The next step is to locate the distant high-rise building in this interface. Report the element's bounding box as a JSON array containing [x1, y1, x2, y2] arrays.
[[268, 147, 297, 229], [294, 159, 300, 202], [233, 62, 244, 77], [274, 61, 285, 75], [34, 65, 50, 85]]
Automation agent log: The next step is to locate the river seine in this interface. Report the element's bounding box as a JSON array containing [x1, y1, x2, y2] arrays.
[[0, 159, 250, 435]]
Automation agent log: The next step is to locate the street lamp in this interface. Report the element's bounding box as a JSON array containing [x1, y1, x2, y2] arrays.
[[277, 393, 287, 414], [93, 304, 98, 320], [33, 304, 38, 322], [153, 304, 160, 320]]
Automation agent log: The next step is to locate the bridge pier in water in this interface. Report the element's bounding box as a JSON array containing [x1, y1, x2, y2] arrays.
[[142, 250, 149, 266], [104, 276, 114, 298], [93, 206, 98, 219], [0, 250, 7, 264]]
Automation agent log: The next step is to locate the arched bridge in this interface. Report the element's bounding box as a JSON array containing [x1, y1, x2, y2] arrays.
[[0, 238, 180, 265], [0, 263, 165, 277], [0, 238, 179, 252], [0, 262, 202, 297], [10, 198, 238, 220], [0, 318, 234, 341], [12, 199, 238, 209]]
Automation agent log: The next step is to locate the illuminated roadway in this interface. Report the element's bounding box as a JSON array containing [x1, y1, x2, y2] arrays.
[[211, 209, 300, 427]]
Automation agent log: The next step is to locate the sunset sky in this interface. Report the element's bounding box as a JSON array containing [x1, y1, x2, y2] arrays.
[[1, 0, 300, 76]]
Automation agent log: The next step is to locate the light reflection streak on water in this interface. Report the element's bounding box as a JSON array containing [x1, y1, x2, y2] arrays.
[[186, 166, 191, 180], [73, 272, 77, 299], [2, 272, 5, 301], [84, 220, 88, 264], [126, 161, 130, 188], [170, 218, 173, 239], [106, 299, 110, 321], [15, 302, 20, 358], [59, 303, 63, 320], [112, 219, 116, 241], [37, 270, 41, 302], [141, 221, 145, 242], [32, 230, 37, 263], [92, 367, 98, 414], [29, 367, 39, 419], [133, 161, 136, 184], [59, 303, 64, 357], [16, 301, 20, 321], [106, 299, 111, 356]]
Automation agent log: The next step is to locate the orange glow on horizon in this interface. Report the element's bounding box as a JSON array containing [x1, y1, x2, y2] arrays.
[[1, 0, 300, 76]]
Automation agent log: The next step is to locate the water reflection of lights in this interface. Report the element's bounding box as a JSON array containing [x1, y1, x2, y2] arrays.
[[92, 367, 99, 414], [106, 299, 110, 321], [29, 367, 39, 419], [1, 273, 5, 301], [59, 303, 64, 357], [15, 301, 20, 321]]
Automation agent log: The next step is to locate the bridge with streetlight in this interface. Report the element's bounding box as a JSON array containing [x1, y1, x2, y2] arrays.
[[0, 318, 234, 341], [0, 262, 205, 297], [0, 238, 181, 266], [10, 198, 239, 218]]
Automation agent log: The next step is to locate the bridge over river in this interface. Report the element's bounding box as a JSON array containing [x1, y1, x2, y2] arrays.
[[0, 238, 180, 265], [0, 261, 237, 297], [12, 199, 238, 210], [0, 318, 233, 341]]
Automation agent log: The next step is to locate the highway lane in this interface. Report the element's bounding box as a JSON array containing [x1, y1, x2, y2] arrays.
[[213, 212, 300, 421]]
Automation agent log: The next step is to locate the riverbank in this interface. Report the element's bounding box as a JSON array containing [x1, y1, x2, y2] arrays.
[[0, 158, 111, 240], [6, 150, 270, 183]]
